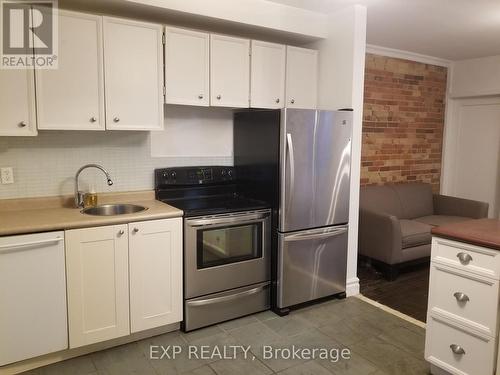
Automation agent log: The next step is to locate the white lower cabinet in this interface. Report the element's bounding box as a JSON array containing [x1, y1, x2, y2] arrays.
[[426, 237, 500, 375], [65, 218, 183, 349], [0, 232, 67, 366], [65, 224, 130, 348], [129, 218, 183, 332]]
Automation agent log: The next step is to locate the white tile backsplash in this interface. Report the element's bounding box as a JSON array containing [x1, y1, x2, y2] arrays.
[[0, 107, 233, 199]]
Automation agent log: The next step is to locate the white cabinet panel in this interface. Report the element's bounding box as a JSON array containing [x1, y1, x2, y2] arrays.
[[165, 27, 209, 106], [129, 218, 183, 333], [103, 17, 164, 130], [210, 34, 250, 108], [285, 46, 318, 109], [36, 11, 105, 130], [0, 232, 67, 365], [250, 40, 285, 109], [0, 69, 37, 136], [65, 225, 130, 348]]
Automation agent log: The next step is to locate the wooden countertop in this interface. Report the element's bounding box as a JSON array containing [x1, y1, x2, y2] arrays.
[[0, 191, 183, 236], [432, 218, 500, 250]]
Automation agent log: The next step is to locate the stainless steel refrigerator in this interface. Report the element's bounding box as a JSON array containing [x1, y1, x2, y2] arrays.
[[234, 108, 352, 314]]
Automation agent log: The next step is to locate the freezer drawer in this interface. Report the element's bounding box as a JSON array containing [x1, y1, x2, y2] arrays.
[[277, 225, 348, 308], [184, 281, 270, 331], [279, 109, 352, 232]]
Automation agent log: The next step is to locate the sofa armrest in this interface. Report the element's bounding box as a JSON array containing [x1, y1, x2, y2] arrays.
[[433, 194, 489, 219], [358, 208, 402, 265]]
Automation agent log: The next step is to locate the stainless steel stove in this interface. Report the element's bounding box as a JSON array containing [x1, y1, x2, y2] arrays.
[[155, 166, 271, 331]]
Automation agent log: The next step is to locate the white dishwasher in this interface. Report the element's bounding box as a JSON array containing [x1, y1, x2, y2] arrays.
[[0, 231, 68, 366]]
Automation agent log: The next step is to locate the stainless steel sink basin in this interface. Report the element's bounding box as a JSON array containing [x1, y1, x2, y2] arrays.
[[81, 204, 148, 216]]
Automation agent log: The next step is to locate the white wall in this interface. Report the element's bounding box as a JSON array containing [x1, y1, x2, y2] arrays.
[[307, 4, 367, 296], [449, 55, 500, 98], [0, 107, 232, 200]]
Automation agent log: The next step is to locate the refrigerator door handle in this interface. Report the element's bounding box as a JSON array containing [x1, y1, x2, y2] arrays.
[[284, 227, 348, 242], [286, 133, 295, 214]]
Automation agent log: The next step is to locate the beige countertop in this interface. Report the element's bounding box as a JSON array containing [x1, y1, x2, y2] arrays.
[[0, 191, 183, 237]]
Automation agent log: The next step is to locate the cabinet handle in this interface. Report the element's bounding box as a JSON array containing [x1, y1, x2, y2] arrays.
[[450, 344, 465, 355], [133, 228, 139, 233], [453, 292, 470, 303], [290, 99, 295, 104], [18, 121, 27, 128], [457, 252, 473, 265], [216, 95, 222, 100], [90, 117, 97, 123], [275, 98, 280, 103], [118, 230, 125, 236], [198, 94, 204, 99], [113, 117, 120, 123]]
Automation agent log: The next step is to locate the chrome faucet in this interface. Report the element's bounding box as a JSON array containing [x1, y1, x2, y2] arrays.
[[74, 164, 113, 208]]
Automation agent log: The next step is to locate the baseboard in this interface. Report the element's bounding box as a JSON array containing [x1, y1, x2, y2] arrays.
[[346, 277, 360, 296]]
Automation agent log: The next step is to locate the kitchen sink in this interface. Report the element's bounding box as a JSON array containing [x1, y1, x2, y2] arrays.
[[81, 204, 148, 216]]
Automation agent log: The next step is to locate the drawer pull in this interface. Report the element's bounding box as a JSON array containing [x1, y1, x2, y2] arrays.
[[450, 344, 465, 355], [453, 292, 470, 303], [457, 252, 473, 265]]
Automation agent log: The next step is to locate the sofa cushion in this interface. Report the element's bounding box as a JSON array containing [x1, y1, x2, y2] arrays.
[[393, 183, 434, 219], [400, 219, 432, 249], [360, 185, 403, 218], [414, 215, 471, 227]]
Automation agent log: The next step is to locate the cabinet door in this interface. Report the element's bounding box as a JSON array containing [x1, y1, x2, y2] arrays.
[[165, 27, 209, 106], [103, 17, 164, 130], [250, 40, 285, 109], [285, 46, 318, 109], [0, 232, 67, 366], [36, 11, 105, 130], [65, 225, 129, 348], [0, 69, 37, 136], [129, 218, 183, 333], [210, 34, 250, 108]]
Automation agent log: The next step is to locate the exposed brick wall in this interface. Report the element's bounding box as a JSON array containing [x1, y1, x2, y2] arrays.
[[361, 54, 447, 192]]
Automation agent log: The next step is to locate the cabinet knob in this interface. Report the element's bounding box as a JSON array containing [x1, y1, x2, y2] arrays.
[[456, 252, 472, 265], [113, 117, 120, 123], [90, 117, 97, 123], [198, 94, 204, 99], [450, 344, 465, 355], [290, 99, 295, 104], [216, 95, 222, 100], [18, 121, 27, 128], [133, 228, 139, 233], [275, 98, 280, 104], [453, 292, 470, 303], [118, 230, 125, 236]]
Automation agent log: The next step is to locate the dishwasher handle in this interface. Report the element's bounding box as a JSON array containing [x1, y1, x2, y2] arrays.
[[0, 237, 64, 253]]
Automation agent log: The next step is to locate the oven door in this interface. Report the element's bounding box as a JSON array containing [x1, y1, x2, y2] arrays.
[[184, 210, 271, 299]]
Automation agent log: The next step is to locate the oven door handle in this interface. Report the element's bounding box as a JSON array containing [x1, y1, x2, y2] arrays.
[[187, 212, 269, 227], [187, 284, 269, 307]]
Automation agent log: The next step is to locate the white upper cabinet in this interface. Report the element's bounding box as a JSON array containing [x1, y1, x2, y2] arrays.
[[36, 11, 105, 131], [285, 46, 318, 109], [165, 27, 209, 106], [129, 218, 183, 333], [103, 17, 164, 130], [250, 40, 286, 109], [0, 69, 37, 136], [210, 34, 250, 108]]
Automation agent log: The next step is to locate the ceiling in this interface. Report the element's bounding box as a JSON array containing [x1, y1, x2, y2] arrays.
[[267, 0, 500, 61]]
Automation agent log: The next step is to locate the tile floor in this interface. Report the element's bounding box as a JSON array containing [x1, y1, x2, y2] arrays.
[[24, 297, 429, 375]]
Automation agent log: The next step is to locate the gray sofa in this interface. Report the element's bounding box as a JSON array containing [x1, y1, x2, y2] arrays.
[[359, 183, 489, 280]]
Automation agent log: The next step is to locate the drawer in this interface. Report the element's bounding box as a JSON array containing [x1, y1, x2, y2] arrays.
[[425, 315, 496, 375], [432, 237, 500, 280], [428, 263, 499, 336]]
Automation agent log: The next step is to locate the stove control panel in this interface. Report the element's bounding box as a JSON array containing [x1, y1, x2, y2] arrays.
[[155, 166, 236, 186]]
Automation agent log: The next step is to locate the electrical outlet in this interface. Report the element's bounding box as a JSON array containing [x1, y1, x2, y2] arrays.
[[1, 167, 14, 184]]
